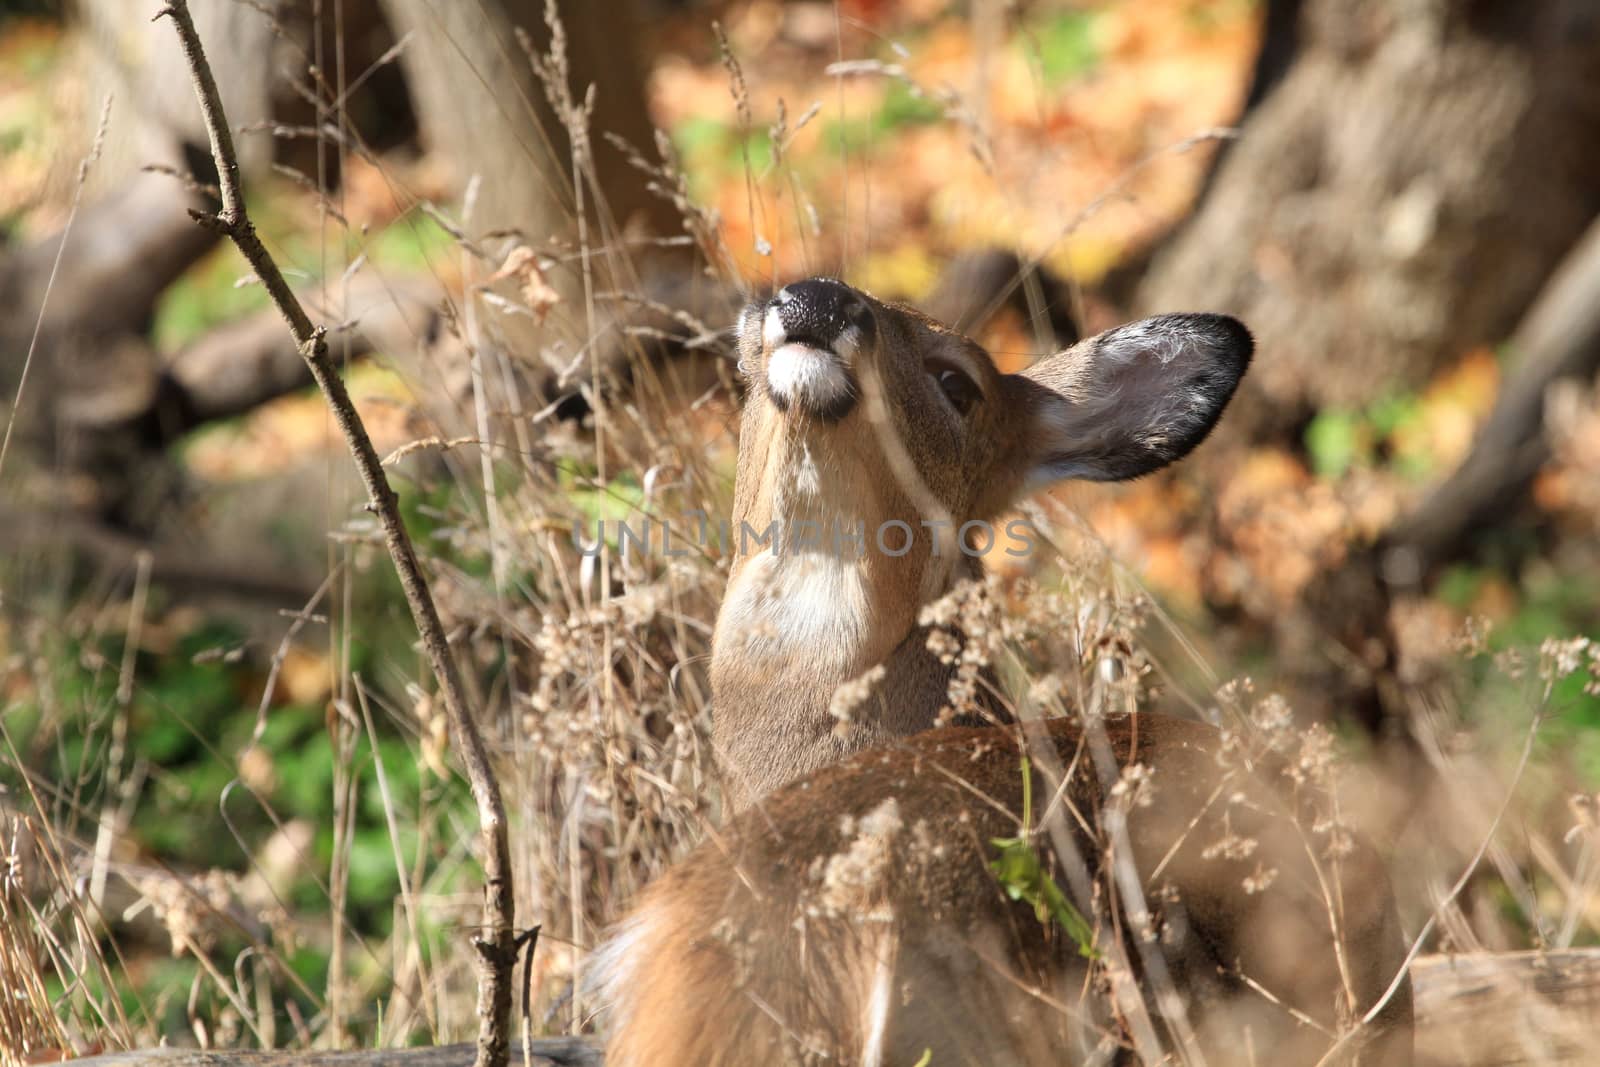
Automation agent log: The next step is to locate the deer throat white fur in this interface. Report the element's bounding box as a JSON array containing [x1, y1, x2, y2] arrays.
[[716, 429, 875, 672], [715, 418, 970, 678]]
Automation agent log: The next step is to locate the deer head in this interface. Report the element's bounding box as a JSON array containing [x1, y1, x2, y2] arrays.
[[713, 277, 1252, 808], [596, 279, 1412, 1067]]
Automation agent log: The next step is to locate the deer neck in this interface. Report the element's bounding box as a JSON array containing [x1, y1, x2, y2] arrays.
[[710, 411, 968, 807]]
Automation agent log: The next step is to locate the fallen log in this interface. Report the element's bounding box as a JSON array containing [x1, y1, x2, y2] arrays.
[[60, 949, 1600, 1067], [1413, 949, 1600, 1067], [66, 1038, 598, 1067]]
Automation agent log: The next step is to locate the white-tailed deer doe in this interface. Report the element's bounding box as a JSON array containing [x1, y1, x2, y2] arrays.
[[596, 278, 1413, 1064]]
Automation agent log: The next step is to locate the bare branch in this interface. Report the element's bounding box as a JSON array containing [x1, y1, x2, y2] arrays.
[[154, 3, 516, 1065]]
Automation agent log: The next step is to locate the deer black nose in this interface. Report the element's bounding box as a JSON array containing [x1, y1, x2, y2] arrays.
[[773, 278, 863, 347]]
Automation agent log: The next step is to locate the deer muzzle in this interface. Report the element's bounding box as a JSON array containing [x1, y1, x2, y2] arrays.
[[757, 277, 868, 421]]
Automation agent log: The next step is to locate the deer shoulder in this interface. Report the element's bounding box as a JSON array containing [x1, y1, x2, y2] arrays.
[[597, 278, 1412, 1065]]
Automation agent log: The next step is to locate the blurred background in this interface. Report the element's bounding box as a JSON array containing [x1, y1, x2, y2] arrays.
[[1, 0, 1598, 1059]]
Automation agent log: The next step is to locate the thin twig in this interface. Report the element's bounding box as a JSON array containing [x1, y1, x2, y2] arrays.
[[154, 4, 516, 1065]]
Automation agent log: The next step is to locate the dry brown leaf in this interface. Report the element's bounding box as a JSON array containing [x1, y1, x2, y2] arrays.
[[485, 245, 562, 323]]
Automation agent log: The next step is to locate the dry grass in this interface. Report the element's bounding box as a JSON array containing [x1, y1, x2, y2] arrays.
[[1, 3, 1598, 1064]]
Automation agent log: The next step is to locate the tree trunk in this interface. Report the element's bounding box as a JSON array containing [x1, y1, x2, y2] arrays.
[[73, 0, 279, 182], [379, 0, 672, 241], [1279, 209, 1600, 737], [377, 0, 683, 366], [1138, 0, 1600, 438], [0, 0, 287, 520], [2, 0, 282, 366]]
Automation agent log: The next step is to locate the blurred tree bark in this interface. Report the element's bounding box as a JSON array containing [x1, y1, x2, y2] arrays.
[[0, 0, 281, 521], [0, 0, 716, 595], [1138, 0, 1600, 439], [378, 0, 676, 257], [1286, 211, 1600, 738], [377, 0, 702, 403], [0, 0, 418, 599]]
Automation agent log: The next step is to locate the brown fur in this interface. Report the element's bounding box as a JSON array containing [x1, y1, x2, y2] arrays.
[[711, 297, 1018, 808], [711, 294, 1253, 809], [600, 281, 1410, 1063], [606, 716, 1412, 1065]]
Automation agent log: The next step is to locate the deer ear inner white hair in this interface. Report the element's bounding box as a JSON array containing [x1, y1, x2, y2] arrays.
[[1017, 312, 1252, 486]]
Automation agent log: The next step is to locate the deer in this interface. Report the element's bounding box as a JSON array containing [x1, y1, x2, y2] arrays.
[[593, 277, 1413, 1065]]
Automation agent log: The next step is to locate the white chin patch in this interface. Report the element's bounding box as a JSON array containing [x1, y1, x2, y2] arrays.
[[766, 342, 852, 413]]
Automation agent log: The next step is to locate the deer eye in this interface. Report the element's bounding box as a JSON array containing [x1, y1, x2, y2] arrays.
[[933, 366, 981, 416]]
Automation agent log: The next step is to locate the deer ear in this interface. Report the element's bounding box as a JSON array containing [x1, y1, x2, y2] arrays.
[[1005, 313, 1252, 488]]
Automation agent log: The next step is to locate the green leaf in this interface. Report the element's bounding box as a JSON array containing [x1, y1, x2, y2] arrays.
[[987, 756, 1097, 958], [1026, 10, 1100, 86], [873, 81, 943, 134], [1304, 409, 1361, 478], [989, 834, 1098, 958]]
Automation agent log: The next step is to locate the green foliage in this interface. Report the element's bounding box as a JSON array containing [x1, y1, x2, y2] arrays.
[[990, 833, 1098, 957], [3, 595, 480, 1045], [822, 80, 947, 156], [394, 475, 498, 589], [152, 241, 275, 349], [43, 955, 206, 1034], [153, 197, 454, 349], [362, 212, 456, 273], [1304, 410, 1361, 479], [1304, 391, 1432, 480], [562, 465, 660, 559], [564, 467, 647, 527], [0, 114, 25, 155], [1441, 563, 1600, 783], [1506, 576, 1600, 782], [674, 49, 945, 175], [988, 756, 1098, 958], [152, 185, 310, 348], [671, 115, 773, 181], [0, 17, 60, 235], [5, 605, 470, 922], [875, 80, 944, 131], [1435, 564, 1485, 611], [669, 115, 726, 160], [1021, 9, 1101, 87]]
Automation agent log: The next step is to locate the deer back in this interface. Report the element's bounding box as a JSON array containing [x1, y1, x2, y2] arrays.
[[599, 715, 1412, 1065]]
